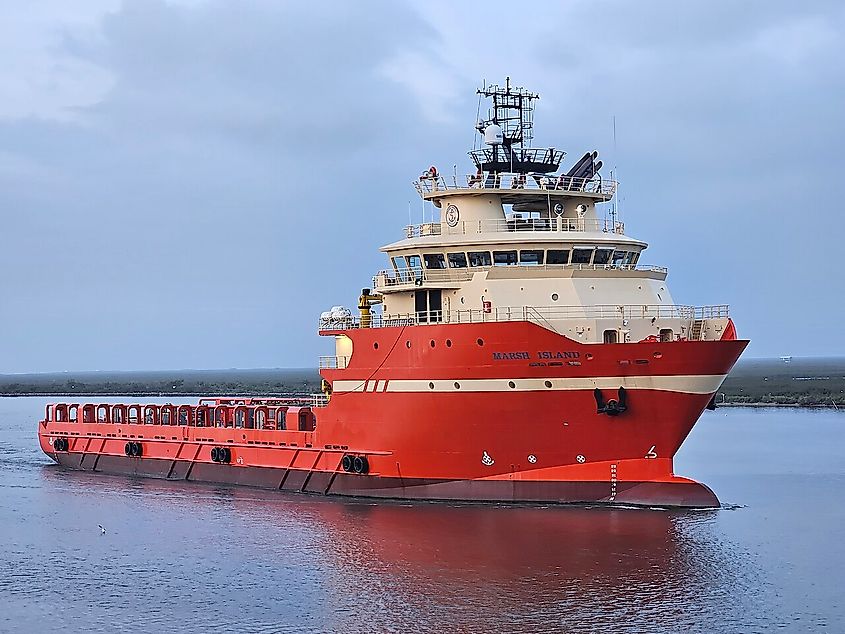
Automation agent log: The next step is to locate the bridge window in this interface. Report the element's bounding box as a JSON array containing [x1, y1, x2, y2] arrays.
[[547, 249, 570, 265], [392, 256, 409, 272], [571, 247, 594, 264], [467, 251, 492, 267], [593, 248, 613, 265], [493, 250, 518, 266], [407, 254, 422, 270], [626, 251, 640, 265], [447, 252, 468, 268], [612, 250, 627, 266], [519, 250, 544, 265], [423, 253, 446, 269]]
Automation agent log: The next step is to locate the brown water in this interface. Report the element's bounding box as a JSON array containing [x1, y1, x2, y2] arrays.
[[0, 397, 843, 633]]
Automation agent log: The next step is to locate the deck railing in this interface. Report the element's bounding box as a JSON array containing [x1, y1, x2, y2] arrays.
[[413, 173, 618, 197], [319, 355, 350, 369], [404, 217, 625, 239], [373, 264, 667, 290], [319, 304, 730, 331]]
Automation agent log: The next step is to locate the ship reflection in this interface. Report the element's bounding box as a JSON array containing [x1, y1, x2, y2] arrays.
[[41, 467, 759, 631]]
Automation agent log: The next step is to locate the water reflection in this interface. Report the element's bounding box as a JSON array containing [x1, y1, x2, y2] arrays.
[[20, 467, 763, 633]]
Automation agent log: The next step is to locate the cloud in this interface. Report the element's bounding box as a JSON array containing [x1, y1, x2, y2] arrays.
[[1, 0, 844, 371]]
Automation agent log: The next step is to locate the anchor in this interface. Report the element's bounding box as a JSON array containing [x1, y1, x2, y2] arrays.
[[594, 386, 628, 416]]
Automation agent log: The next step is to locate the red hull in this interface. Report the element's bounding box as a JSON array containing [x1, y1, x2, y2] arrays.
[[38, 321, 747, 508]]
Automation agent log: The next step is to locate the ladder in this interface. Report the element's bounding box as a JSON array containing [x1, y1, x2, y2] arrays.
[[691, 319, 706, 341]]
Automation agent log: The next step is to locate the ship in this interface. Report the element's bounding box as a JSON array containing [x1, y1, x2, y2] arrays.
[[38, 79, 747, 508]]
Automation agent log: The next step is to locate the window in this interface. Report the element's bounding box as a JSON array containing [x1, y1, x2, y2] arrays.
[[624, 251, 639, 266], [604, 329, 619, 344], [407, 254, 421, 270], [660, 329, 674, 342], [593, 248, 613, 265], [493, 250, 518, 266], [467, 251, 492, 267], [547, 249, 570, 265], [448, 252, 468, 268], [611, 250, 627, 266], [519, 250, 544, 265], [392, 256, 408, 271], [571, 247, 594, 264], [423, 253, 446, 269]]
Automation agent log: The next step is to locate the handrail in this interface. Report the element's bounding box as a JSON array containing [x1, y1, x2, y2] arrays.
[[319, 304, 730, 331], [404, 217, 625, 238], [319, 356, 350, 369], [373, 264, 667, 289], [414, 172, 617, 197]]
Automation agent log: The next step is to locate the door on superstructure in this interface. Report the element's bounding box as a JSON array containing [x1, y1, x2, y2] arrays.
[[414, 290, 442, 323], [428, 290, 442, 323]]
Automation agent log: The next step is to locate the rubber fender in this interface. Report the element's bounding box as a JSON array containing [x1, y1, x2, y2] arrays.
[[220, 448, 231, 464], [341, 455, 354, 472], [352, 455, 369, 475], [124, 442, 133, 457], [211, 447, 220, 462]]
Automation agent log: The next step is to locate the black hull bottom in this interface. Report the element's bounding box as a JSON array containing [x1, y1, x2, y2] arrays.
[[49, 452, 720, 509]]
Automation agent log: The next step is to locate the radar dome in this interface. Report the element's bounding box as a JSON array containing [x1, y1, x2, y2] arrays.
[[483, 123, 504, 145]]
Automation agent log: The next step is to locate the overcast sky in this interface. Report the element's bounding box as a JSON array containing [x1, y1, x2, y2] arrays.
[[2, 0, 843, 373]]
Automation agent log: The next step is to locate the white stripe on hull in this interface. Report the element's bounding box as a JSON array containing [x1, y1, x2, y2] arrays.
[[334, 374, 727, 395]]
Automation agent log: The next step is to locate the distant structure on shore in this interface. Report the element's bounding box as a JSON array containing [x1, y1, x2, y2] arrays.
[[780, 356, 793, 363]]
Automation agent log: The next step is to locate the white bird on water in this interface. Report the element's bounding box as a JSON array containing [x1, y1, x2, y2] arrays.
[[98, 525, 106, 535]]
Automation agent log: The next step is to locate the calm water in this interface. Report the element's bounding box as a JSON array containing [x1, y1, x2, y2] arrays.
[[0, 398, 842, 633]]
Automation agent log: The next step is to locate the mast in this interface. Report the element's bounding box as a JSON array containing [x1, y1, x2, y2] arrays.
[[470, 77, 564, 174]]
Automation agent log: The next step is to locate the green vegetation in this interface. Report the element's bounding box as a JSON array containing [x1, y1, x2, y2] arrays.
[[0, 368, 321, 397], [718, 357, 845, 408], [2, 358, 843, 408]]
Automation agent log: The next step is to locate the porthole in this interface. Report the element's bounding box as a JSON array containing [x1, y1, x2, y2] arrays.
[[430, 340, 436, 348], [653, 352, 663, 359], [406, 340, 411, 348], [477, 338, 484, 346], [446, 339, 452, 348], [460, 297, 465, 304], [544, 380, 552, 388], [373, 342, 379, 350], [428, 382, 435, 390], [454, 382, 461, 389], [508, 381, 516, 389], [551, 293, 559, 301], [585, 353, 594, 360]]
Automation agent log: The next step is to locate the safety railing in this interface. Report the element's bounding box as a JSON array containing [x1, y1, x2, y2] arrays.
[[43, 400, 319, 429], [319, 304, 730, 331], [404, 217, 625, 238], [319, 355, 350, 369], [414, 173, 618, 197], [372, 264, 668, 290]]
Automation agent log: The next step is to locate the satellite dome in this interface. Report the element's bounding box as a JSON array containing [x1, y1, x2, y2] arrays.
[[483, 123, 503, 146]]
